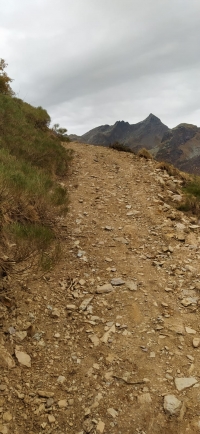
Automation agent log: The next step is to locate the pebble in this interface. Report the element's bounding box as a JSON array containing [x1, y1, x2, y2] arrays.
[[185, 327, 196, 334], [57, 376, 66, 384], [110, 278, 125, 286], [15, 349, 31, 368], [125, 281, 137, 291], [97, 420, 105, 433], [48, 414, 55, 424], [79, 297, 94, 311], [96, 284, 113, 294], [38, 390, 55, 398], [2, 412, 12, 422], [107, 408, 118, 418], [193, 338, 200, 348], [51, 308, 60, 318], [58, 399, 67, 408], [163, 394, 182, 416]]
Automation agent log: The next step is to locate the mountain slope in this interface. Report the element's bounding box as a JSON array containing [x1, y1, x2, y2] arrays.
[[70, 114, 169, 150], [70, 115, 200, 174]]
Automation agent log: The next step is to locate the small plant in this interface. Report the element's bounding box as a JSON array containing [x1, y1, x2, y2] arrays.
[[138, 148, 153, 160], [177, 176, 200, 217]]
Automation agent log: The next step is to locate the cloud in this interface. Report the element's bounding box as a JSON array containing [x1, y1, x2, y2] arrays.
[[1, 0, 200, 134]]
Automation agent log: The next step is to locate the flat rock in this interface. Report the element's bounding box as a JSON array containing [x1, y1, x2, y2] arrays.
[[163, 394, 182, 416], [96, 284, 113, 294], [175, 377, 197, 391], [110, 278, 125, 286], [15, 349, 31, 368], [185, 326, 196, 334], [79, 297, 94, 311]]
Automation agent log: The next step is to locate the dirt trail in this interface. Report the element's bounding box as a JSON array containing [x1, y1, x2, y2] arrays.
[[1, 142, 200, 433]]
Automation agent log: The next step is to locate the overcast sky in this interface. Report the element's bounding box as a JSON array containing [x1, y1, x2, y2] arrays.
[[1, 0, 200, 135]]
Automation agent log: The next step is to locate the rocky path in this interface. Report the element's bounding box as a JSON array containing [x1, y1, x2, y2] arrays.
[[1, 142, 200, 433]]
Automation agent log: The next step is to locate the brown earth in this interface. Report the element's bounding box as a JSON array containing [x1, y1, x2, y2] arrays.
[[1, 142, 200, 433]]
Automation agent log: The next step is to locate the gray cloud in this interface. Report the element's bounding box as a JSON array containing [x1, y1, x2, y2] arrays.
[[1, 0, 200, 134]]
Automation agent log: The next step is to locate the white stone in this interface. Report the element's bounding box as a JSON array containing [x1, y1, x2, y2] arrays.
[[96, 284, 113, 294], [175, 377, 197, 391]]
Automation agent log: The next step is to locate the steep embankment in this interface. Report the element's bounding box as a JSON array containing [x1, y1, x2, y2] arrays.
[[1, 142, 200, 433]]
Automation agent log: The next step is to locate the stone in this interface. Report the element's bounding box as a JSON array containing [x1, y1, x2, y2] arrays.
[[125, 281, 137, 291], [175, 377, 197, 391], [48, 415, 55, 424], [58, 399, 67, 408], [107, 408, 118, 417], [89, 334, 100, 346], [104, 226, 112, 231], [66, 304, 77, 310], [57, 376, 66, 384], [2, 412, 12, 422], [163, 394, 182, 416], [82, 418, 94, 433], [97, 420, 105, 433], [137, 393, 152, 404], [15, 331, 27, 341], [96, 284, 113, 294], [79, 297, 94, 311], [101, 324, 115, 343], [110, 278, 125, 286], [185, 327, 196, 334], [51, 308, 60, 318], [0, 425, 8, 434], [46, 398, 54, 407], [38, 390, 54, 398], [15, 349, 31, 367], [0, 346, 15, 369], [193, 338, 200, 348]]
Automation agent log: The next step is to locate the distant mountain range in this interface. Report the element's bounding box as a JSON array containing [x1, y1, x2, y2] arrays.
[[69, 114, 200, 174]]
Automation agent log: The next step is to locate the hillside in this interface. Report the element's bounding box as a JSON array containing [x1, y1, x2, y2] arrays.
[[0, 93, 72, 273], [70, 116, 200, 175], [2, 141, 200, 433]]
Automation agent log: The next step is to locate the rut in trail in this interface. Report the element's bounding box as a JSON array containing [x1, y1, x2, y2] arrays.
[[1, 141, 200, 434]]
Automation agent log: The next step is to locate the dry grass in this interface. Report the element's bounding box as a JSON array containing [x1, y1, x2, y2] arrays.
[[138, 148, 153, 160]]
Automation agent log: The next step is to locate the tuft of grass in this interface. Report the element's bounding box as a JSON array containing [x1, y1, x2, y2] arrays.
[[109, 142, 135, 154], [138, 148, 153, 160], [177, 176, 200, 217], [156, 161, 188, 180]]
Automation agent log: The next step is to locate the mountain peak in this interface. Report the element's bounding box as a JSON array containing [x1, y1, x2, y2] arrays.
[[146, 113, 161, 123]]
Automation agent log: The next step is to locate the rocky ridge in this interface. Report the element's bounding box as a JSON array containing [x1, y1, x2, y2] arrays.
[[1, 142, 200, 433], [70, 116, 200, 175]]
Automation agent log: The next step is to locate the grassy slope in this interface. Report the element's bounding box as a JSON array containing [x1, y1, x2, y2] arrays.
[[0, 94, 72, 273]]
